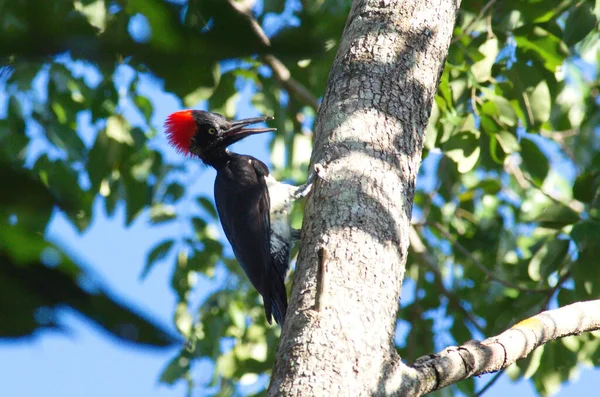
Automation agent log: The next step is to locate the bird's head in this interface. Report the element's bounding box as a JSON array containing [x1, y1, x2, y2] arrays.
[[164, 110, 276, 161]]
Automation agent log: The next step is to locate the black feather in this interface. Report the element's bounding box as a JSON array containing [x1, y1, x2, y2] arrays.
[[214, 154, 288, 325]]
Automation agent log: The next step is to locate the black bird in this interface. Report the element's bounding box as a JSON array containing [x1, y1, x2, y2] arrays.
[[165, 110, 313, 325]]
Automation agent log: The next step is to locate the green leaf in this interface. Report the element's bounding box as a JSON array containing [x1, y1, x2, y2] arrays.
[[90, 81, 118, 122], [121, 166, 150, 226], [571, 221, 600, 255], [520, 137, 549, 187], [573, 171, 600, 203], [142, 239, 175, 279], [493, 95, 518, 127], [0, 118, 29, 163], [0, 163, 55, 232], [216, 350, 238, 378], [128, 0, 180, 49], [208, 72, 239, 117], [532, 341, 578, 395], [75, 0, 107, 30], [106, 115, 135, 145], [564, 3, 597, 46], [437, 155, 460, 202], [514, 26, 568, 72], [163, 182, 185, 204], [525, 80, 551, 125], [191, 217, 208, 237], [495, 131, 520, 154], [88, 130, 118, 193], [34, 155, 92, 232], [438, 69, 452, 109], [528, 238, 569, 281], [534, 203, 580, 229], [174, 302, 193, 337], [159, 354, 190, 385], [252, 92, 278, 118], [149, 204, 177, 225], [477, 179, 502, 195], [104, 179, 120, 218], [44, 122, 87, 162], [456, 378, 475, 396], [513, 0, 570, 23], [489, 128, 519, 165], [134, 94, 154, 123], [228, 301, 247, 331], [471, 38, 500, 82], [523, 343, 545, 378], [441, 130, 481, 173], [170, 251, 194, 301], [197, 196, 219, 219], [187, 245, 221, 276], [505, 62, 549, 129]]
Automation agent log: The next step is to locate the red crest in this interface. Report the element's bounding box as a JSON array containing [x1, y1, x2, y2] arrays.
[[164, 110, 196, 155]]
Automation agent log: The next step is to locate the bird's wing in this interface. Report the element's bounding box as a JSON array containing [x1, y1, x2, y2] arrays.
[[214, 159, 287, 324]]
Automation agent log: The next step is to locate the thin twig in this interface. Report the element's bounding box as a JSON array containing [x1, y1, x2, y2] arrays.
[[227, 1, 320, 111], [506, 158, 530, 189], [473, 369, 505, 397], [540, 129, 578, 162], [521, 91, 535, 127], [471, 87, 480, 117], [451, 0, 497, 44], [431, 222, 553, 293], [506, 160, 584, 213]]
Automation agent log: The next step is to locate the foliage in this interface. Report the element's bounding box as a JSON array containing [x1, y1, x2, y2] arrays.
[[0, 162, 177, 346], [1, 0, 600, 396]]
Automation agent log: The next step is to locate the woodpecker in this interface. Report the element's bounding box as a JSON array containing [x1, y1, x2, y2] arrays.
[[164, 110, 313, 325]]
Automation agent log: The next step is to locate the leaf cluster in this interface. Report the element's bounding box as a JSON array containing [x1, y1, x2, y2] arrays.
[[2, 0, 600, 396]]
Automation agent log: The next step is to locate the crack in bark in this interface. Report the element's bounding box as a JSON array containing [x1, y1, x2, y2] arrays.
[[497, 339, 508, 370], [456, 341, 478, 375]]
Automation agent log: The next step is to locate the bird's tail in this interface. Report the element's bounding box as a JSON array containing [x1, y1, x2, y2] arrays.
[[271, 278, 288, 325], [263, 273, 288, 326]]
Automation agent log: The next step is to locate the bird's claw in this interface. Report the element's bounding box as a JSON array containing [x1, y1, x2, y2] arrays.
[[293, 181, 312, 200], [292, 163, 327, 200], [306, 163, 327, 184]]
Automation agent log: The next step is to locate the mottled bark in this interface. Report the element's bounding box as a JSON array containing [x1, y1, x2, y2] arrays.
[[268, 0, 459, 396]]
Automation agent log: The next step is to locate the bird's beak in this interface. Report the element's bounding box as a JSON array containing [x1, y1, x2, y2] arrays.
[[224, 116, 277, 140]]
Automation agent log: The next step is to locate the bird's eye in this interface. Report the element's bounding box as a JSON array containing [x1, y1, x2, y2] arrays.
[[208, 127, 217, 135]]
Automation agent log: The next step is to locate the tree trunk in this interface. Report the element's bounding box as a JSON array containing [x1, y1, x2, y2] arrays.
[[269, 0, 459, 395]]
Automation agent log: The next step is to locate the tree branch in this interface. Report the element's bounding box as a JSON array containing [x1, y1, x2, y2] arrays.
[[385, 300, 600, 396], [227, 0, 320, 111], [505, 159, 585, 213]]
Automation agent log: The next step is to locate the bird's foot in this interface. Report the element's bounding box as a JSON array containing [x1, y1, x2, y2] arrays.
[[292, 163, 327, 200], [312, 163, 329, 183]]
